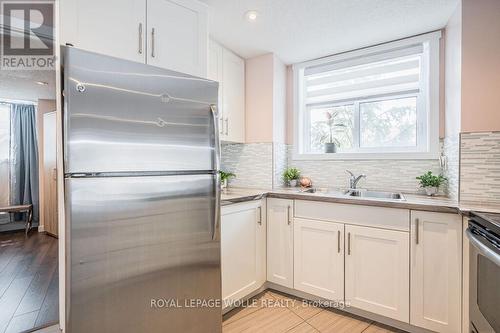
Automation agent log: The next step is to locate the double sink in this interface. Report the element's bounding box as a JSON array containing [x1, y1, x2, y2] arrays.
[[298, 188, 406, 201]]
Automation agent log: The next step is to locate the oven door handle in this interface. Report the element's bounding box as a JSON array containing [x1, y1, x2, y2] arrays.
[[466, 229, 500, 267]]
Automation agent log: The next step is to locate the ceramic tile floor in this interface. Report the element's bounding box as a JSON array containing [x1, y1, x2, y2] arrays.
[[222, 290, 407, 333]]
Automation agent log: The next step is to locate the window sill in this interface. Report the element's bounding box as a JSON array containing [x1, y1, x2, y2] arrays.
[[291, 151, 440, 161]]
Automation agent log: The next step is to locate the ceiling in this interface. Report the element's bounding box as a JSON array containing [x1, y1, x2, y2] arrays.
[[201, 0, 459, 64], [0, 69, 56, 102]]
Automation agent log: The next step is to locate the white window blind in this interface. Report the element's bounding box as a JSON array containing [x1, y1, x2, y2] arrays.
[[304, 45, 423, 106]]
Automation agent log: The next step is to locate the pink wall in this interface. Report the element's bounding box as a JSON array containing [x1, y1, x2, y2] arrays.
[[245, 54, 274, 143], [461, 0, 500, 132], [444, 1, 462, 137]]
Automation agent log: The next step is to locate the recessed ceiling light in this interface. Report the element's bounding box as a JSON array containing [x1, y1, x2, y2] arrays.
[[35, 81, 48, 86], [244, 10, 258, 22]]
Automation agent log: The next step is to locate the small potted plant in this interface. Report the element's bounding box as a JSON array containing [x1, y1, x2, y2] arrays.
[[323, 110, 345, 153], [416, 171, 447, 196], [283, 167, 301, 187], [219, 170, 235, 189]]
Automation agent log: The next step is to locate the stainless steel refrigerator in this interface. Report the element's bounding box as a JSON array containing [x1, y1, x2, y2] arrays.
[[62, 46, 221, 333]]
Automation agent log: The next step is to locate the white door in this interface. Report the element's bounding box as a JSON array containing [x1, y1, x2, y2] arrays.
[[221, 201, 265, 307], [60, 0, 146, 63], [147, 0, 208, 77], [294, 218, 344, 301], [208, 39, 224, 138], [267, 198, 293, 288], [42, 112, 58, 236], [222, 49, 245, 142], [345, 225, 409, 323], [410, 211, 462, 333]]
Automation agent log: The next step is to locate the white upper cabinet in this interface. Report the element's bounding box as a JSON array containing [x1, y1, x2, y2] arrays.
[[221, 200, 266, 307], [60, 0, 146, 63], [410, 211, 462, 333], [208, 39, 245, 142], [60, 0, 208, 77], [345, 224, 410, 323], [294, 218, 344, 301], [267, 198, 294, 288], [222, 48, 245, 142], [147, 0, 208, 77], [208, 40, 224, 134]]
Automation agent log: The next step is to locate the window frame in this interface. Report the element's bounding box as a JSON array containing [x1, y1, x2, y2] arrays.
[[293, 31, 441, 160]]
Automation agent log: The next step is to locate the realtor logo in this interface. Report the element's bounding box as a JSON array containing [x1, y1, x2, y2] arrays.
[[0, 0, 55, 70]]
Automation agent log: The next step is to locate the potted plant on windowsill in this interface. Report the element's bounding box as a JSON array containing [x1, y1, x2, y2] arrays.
[[323, 110, 345, 153], [416, 171, 447, 196], [219, 171, 235, 189], [283, 167, 301, 187]]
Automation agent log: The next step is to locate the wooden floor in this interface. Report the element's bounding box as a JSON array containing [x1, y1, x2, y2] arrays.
[[0, 231, 59, 333], [223, 291, 406, 333]]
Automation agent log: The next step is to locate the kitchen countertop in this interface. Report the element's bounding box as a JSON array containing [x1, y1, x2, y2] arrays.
[[221, 187, 461, 214]]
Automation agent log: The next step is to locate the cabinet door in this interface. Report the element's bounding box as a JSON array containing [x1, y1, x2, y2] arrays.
[[208, 39, 224, 138], [222, 49, 245, 143], [60, 0, 146, 63], [294, 218, 344, 301], [147, 0, 208, 77], [267, 198, 293, 288], [345, 225, 409, 323], [221, 201, 265, 307], [410, 211, 462, 333]]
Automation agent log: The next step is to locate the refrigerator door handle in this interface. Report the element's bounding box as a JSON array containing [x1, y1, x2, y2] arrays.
[[210, 104, 221, 171], [213, 172, 221, 241]]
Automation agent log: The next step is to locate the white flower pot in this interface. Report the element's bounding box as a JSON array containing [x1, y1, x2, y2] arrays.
[[289, 179, 298, 187], [424, 186, 438, 196]]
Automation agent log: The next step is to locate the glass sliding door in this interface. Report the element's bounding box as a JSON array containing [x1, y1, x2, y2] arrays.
[[0, 104, 11, 223]]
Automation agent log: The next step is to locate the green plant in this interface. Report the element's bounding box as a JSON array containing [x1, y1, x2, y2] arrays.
[[416, 171, 447, 188], [219, 170, 236, 182], [322, 110, 346, 145], [283, 167, 301, 181]]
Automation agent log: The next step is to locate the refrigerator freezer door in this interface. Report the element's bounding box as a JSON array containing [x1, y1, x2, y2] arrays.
[[65, 174, 221, 333], [63, 46, 218, 174]]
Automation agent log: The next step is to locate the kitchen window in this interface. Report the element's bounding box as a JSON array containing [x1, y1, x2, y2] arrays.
[[294, 32, 441, 159]]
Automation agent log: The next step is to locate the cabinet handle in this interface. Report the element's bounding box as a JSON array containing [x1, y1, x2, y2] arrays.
[[347, 232, 351, 255], [138, 23, 143, 54], [220, 117, 224, 135], [151, 28, 155, 58], [225, 118, 228, 135], [257, 207, 262, 225], [287, 205, 291, 225], [415, 218, 419, 245], [337, 230, 341, 253]]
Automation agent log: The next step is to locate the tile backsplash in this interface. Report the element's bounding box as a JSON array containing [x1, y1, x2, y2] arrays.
[[443, 135, 460, 200], [460, 132, 500, 206], [221, 143, 273, 189], [287, 149, 441, 194], [222, 142, 443, 194]]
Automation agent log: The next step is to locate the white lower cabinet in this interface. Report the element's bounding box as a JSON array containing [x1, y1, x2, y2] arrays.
[[267, 198, 294, 288], [345, 224, 410, 323], [221, 200, 266, 308], [294, 218, 344, 301], [410, 211, 462, 333]]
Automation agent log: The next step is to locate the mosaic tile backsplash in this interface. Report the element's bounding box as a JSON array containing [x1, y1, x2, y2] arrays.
[[460, 132, 500, 206], [221, 143, 273, 189], [222, 142, 444, 194], [287, 151, 441, 194], [443, 135, 460, 200]]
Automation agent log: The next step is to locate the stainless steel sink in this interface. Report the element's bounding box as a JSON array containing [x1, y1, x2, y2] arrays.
[[346, 190, 406, 201]]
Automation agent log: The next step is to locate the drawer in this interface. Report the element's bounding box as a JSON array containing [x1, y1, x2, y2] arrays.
[[294, 200, 410, 232]]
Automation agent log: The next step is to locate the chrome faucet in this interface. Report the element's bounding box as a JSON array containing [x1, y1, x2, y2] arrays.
[[346, 170, 366, 189]]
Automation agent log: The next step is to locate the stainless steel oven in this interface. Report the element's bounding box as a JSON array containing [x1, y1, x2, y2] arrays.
[[467, 212, 500, 333]]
